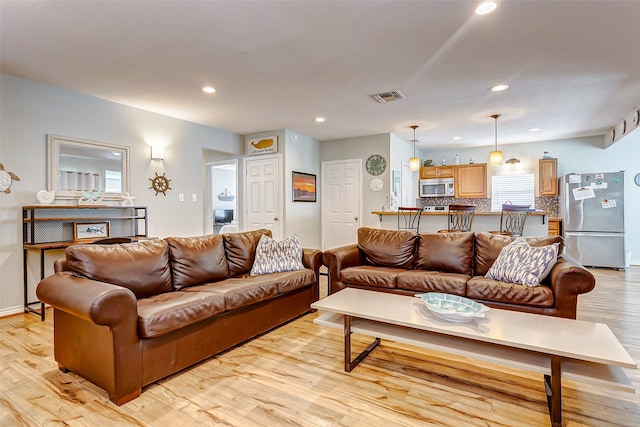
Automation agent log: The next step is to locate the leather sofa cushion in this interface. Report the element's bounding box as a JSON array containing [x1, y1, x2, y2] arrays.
[[66, 239, 172, 299], [474, 232, 564, 276], [137, 291, 226, 338], [397, 270, 469, 295], [415, 232, 474, 275], [166, 235, 229, 289], [357, 227, 417, 269], [340, 265, 404, 289], [183, 276, 279, 311], [466, 276, 554, 307], [223, 229, 272, 277]]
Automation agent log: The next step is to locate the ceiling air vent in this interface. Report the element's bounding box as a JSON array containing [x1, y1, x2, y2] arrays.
[[370, 90, 406, 104]]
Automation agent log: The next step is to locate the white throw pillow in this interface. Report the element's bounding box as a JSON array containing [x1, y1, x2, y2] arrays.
[[250, 234, 305, 275], [485, 238, 559, 287]]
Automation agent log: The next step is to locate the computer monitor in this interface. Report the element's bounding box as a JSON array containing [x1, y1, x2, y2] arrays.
[[214, 209, 234, 224]]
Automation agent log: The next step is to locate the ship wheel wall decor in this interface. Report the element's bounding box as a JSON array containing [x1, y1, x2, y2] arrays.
[[149, 172, 172, 196]]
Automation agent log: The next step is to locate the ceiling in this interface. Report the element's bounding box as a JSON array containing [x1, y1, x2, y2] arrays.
[[2, 1, 639, 150]]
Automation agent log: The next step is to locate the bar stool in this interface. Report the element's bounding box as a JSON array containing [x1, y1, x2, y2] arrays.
[[490, 204, 531, 237], [398, 207, 422, 233], [437, 204, 476, 233]]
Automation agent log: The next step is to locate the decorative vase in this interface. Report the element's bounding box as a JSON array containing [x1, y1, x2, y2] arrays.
[[36, 190, 55, 204]]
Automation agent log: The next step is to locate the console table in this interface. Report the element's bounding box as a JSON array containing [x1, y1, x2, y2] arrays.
[[22, 205, 148, 320]]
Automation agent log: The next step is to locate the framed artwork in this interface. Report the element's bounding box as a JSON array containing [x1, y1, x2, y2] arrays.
[[74, 221, 110, 241], [246, 135, 278, 155], [292, 171, 316, 202]]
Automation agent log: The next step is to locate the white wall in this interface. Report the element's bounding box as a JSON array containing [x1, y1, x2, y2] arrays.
[[389, 133, 419, 207], [0, 73, 242, 314], [424, 134, 640, 265], [284, 130, 321, 248]]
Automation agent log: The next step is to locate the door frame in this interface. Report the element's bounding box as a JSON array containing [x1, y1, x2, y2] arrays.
[[205, 159, 239, 234]]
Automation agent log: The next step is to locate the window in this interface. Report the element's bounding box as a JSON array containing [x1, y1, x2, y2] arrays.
[[104, 170, 122, 193], [491, 172, 534, 211]]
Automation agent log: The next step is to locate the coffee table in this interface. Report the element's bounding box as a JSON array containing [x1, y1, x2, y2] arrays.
[[311, 288, 636, 427]]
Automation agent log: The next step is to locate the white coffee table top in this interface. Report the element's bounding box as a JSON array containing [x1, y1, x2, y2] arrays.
[[311, 288, 636, 369]]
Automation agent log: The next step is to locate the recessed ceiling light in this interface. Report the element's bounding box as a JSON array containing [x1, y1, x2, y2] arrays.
[[529, 128, 541, 132], [315, 117, 326, 123], [490, 84, 509, 92], [475, 2, 498, 15], [202, 86, 216, 93], [452, 136, 461, 140]]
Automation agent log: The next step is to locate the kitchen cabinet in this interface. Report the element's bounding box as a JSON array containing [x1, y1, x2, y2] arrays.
[[455, 163, 487, 198], [420, 165, 454, 179], [539, 158, 558, 196], [548, 218, 562, 236]]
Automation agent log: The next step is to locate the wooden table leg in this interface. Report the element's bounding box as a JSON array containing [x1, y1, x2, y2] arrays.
[[544, 356, 562, 427], [343, 315, 380, 372]]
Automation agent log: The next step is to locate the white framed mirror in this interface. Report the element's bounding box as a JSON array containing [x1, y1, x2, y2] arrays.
[[47, 134, 130, 201]]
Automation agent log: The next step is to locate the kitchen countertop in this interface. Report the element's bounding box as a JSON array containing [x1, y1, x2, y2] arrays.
[[372, 210, 551, 216]]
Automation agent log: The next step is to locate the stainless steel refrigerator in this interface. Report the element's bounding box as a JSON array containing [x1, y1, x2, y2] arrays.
[[561, 171, 625, 268]]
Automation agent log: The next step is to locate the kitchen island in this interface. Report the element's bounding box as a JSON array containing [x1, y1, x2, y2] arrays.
[[373, 210, 550, 236]]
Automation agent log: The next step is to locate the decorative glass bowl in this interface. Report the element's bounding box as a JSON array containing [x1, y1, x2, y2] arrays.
[[418, 293, 489, 322]]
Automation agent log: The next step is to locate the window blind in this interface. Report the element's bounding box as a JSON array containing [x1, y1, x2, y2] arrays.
[[491, 172, 534, 211]]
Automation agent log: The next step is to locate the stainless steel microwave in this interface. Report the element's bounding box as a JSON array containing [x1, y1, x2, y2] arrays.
[[420, 178, 455, 198]]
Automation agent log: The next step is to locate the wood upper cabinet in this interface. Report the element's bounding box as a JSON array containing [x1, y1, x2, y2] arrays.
[[420, 165, 455, 179], [455, 163, 487, 198], [539, 158, 558, 196]]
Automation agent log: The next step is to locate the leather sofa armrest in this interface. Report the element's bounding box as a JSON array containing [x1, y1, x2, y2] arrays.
[[53, 258, 69, 273], [36, 272, 138, 327], [322, 244, 363, 294], [303, 248, 323, 302], [547, 255, 596, 318]]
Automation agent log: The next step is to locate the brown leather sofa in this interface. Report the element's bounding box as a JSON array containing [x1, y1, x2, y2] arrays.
[[36, 229, 322, 405], [323, 227, 595, 319]]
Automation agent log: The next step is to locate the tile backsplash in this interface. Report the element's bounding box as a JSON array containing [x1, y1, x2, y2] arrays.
[[418, 196, 559, 216]]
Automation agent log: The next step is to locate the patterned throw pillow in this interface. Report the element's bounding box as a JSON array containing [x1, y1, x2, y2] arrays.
[[250, 234, 305, 275], [485, 238, 559, 287]]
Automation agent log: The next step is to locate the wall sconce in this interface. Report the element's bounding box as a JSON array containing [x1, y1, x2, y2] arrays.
[[151, 146, 164, 160]]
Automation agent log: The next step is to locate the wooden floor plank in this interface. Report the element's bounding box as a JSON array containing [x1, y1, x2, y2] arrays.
[[0, 267, 639, 426]]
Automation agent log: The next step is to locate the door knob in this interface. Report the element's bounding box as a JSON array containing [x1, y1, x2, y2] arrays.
[[354, 216, 359, 221], [274, 217, 279, 221]]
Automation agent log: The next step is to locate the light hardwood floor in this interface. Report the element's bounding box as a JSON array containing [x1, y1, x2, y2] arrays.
[[1, 268, 639, 426]]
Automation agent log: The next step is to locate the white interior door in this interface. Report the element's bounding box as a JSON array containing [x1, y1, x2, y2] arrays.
[[243, 155, 282, 240], [401, 162, 414, 207], [322, 159, 362, 250]]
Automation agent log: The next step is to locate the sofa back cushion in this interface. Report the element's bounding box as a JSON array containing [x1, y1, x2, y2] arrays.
[[166, 234, 230, 289], [415, 232, 474, 275], [357, 227, 417, 269], [65, 239, 172, 299], [474, 232, 564, 276], [223, 229, 272, 277]]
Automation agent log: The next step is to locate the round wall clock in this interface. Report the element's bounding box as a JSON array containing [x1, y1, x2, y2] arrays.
[[366, 154, 386, 176], [369, 178, 383, 191], [635, 173, 640, 187]]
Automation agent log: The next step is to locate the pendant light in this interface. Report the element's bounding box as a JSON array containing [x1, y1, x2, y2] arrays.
[[409, 125, 420, 171], [489, 114, 503, 166]]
